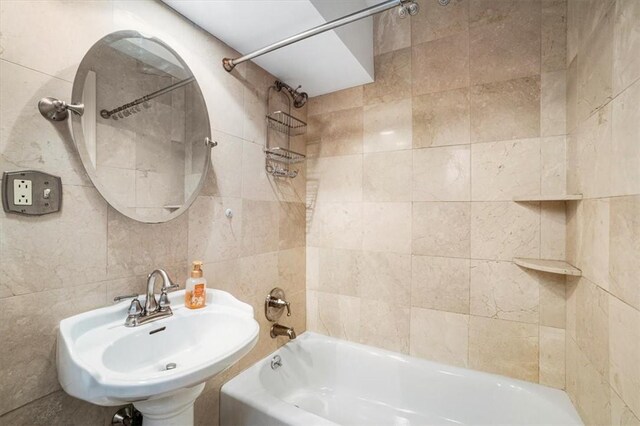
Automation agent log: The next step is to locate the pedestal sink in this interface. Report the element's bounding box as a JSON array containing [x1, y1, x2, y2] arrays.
[[57, 289, 259, 426]]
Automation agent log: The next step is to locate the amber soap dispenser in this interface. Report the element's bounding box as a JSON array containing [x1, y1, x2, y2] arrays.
[[185, 261, 206, 309]]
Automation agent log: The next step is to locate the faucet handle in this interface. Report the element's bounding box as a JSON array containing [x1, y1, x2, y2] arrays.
[[113, 294, 138, 303], [127, 298, 143, 316]]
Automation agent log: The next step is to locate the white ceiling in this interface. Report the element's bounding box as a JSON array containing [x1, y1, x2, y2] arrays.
[[161, 0, 376, 97]]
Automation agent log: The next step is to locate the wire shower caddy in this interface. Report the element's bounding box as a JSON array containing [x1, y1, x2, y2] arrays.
[[265, 82, 306, 178]]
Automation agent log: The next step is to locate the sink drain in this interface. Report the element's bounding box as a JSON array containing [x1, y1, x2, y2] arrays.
[[165, 362, 177, 370]]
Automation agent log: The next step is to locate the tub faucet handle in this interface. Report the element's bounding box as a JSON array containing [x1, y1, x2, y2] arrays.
[[265, 288, 292, 321]]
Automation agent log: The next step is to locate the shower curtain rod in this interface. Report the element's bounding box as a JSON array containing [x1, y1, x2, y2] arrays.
[[222, 0, 419, 72]]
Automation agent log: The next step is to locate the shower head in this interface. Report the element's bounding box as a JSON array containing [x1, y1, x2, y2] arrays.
[[275, 80, 308, 109], [292, 91, 308, 109]]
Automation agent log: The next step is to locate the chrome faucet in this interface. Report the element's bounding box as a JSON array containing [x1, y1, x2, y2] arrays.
[[113, 269, 179, 327], [270, 323, 297, 340]]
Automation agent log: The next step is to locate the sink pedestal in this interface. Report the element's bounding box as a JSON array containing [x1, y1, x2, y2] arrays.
[[133, 383, 205, 426]]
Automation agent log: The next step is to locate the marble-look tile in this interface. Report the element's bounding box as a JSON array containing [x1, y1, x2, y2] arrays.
[[574, 338, 612, 426], [105, 275, 148, 303], [469, 316, 539, 382], [613, 0, 640, 96], [307, 155, 362, 203], [308, 86, 363, 116], [469, 0, 541, 84], [412, 32, 470, 96], [0, 0, 114, 82], [566, 334, 578, 402], [311, 248, 360, 297], [363, 150, 412, 202], [278, 247, 306, 293], [410, 308, 469, 367], [0, 186, 107, 295], [203, 258, 241, 296], [471, 138, 541, 201], [204, 131, 243, 197], [135, 170, 183, 209], [610, 389, 640, 426], [539, 272, 566, 328], [413, 145, 471, 201], [0, 282, 106, 414], [0, 390, 110, 426], [412, 0, 469, 44], [237, 252, 279, 308], [362, 202, 412, 254], [541, 136, 567, 196], [279, 202, 306, 250], [307, 291, 361, 342], [577, 6, 614, 123], [570, 199, 611, 291], [566, 0, 583, 64], [609, 196, 640, 311], [470, 76, 541, 143], [241, 140, 276, 202], [373, 8, 411, 55], [541, 201, 566, 260], [567, 103, 612, 198], [306, 202, 362, 250], [188, 196, 241, 262], [95, 166, 135, 209], [306, 107, 363, 158], [580, 0, 615, 42], [611, 80, 640, 197], [412, 202, 470, 258], [95, 122, 136, 169], [566, 56, 579, 133], [360, 299, 410, 354], [412, 255, 470, 314], [0, 60, 90, 186], [470, 260, 539, 323], [470, 202, 540, 261], [542, 0, 568, 72], [240, 199, 279, 256], [609, 296, 640, 418], [539, 326, 566, 389], [106, 206, 188, 279], [575, 277, 610, 377], [541, 70, 567, 136], [359, 251, 411, 307], [364, 48, 411, 105], [363, 98, 412, 153], [412, 88, 470, 148]]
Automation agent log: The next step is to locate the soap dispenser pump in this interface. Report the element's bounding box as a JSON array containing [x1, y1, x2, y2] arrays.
[[185, 261, 206, 309]]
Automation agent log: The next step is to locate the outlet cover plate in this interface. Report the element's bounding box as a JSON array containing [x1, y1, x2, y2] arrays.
[[2, 171, 62, 215]]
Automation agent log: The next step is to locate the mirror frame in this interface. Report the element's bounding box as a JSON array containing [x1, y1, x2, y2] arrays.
[[71, 30, 211, 224]]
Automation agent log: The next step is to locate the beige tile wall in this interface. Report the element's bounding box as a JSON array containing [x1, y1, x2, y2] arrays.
[[0, 1, 305, 424], [307, 0, 571, 388], [565, 0, 640, 424]]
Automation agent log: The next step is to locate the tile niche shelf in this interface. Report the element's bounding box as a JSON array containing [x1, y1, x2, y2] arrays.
[[513, 194, 583, 202], [513, 258, 582, 276]]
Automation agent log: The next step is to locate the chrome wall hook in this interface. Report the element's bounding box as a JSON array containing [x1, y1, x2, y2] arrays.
[[38, 97, 84, 122]]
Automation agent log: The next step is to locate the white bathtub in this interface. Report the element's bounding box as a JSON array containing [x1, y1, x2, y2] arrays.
[[221, 332, 582, 426]]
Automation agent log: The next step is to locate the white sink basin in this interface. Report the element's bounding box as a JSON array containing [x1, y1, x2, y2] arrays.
[[57, 288, 259, 425]]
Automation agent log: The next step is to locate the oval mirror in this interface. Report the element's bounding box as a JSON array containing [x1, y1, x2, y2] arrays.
[[71, 30, 210, 223]]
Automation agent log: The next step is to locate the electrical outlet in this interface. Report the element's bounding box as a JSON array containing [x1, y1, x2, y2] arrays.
[[2, 171, 62, 215], [13, 179, 32, 205]]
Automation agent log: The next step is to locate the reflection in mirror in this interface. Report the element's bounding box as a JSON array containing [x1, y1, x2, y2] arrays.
[[72, 30, 210, 223]]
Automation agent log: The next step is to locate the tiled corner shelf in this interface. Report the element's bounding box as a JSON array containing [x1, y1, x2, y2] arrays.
[[513, 194, 583, 202], [513, 258, 582, 276]]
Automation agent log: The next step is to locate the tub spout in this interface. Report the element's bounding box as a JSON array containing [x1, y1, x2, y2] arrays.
[[270, 323, 296, 340]]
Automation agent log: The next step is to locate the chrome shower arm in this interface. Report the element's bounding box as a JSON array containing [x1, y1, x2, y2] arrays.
[[222, 0, 418, 72]]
